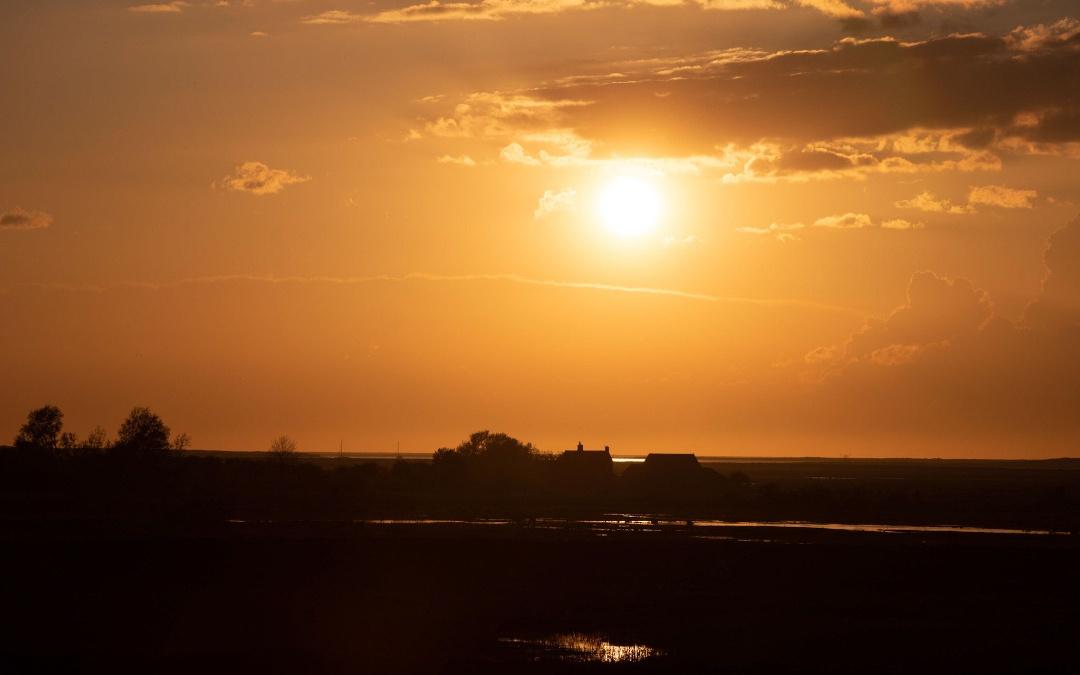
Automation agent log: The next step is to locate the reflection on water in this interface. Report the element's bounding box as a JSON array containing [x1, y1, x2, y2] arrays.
[[366, 517, 1060, 536], [499, 633, 662, 663], [688, 520, 1060, 536], [571, 518, 1062, 536], [226, 516, 1065, 537]]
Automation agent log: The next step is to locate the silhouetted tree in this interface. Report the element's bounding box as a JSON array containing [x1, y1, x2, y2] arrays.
[[432, 430, 541, 489], [14, 405, 64, 450], [172, 432, 191, 452], [58, 432, 79, 453], [113, 407, 171, 456], [439, 430, 537, 463], [432, 446, 467, 480], [269, 435, 298, 462], [83, 426, 109, 452]]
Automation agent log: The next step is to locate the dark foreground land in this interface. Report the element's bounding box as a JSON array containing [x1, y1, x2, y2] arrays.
[[2, 521, 1079, 675], [3, 436, 1080, 674]]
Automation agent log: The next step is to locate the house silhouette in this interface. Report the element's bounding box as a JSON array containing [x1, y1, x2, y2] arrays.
[[623, 452, 718, 497], [554, 441, 615, 489]]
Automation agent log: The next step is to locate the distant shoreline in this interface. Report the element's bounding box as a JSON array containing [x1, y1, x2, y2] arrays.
[[179, 449, 1080, 465]]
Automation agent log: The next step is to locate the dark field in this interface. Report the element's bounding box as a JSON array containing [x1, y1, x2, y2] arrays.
[[694, 457, 1080, 530], [156, 451, 1080, 531], [3, 450, 1080, 674], [2, 521, 1079, 674]]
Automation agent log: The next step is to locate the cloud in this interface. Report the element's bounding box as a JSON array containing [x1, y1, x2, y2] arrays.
[[799, 215, 1080, 441], [415, 24, 1080, 180], [736, 222, 805, 242], [895, 185, 1037, 214], [470, 126, 1001, 184], [533, 189, 577, 220], [300, 10, 363, 24], [793, 0, 863, 19], [1005, 17, 1080, 51], [1025, 216, 1080, 331], [217, 161, 310, 196], [0, 208, 53, 231], [128, 1, 189, 12], [14, 272, 877, 317], [302, 0, 1010, 26], [833, 271, 993, 365], [880, 219, 922, 230], [365, 0, 591, 24], [499, 142, 544, 166], [698, 0, 781, 7], [968, 185, 1038, 209], [895, 191, 975, 215], [544, 28, 1080, 150], [739, 213, 922, 240], [866, 0, 1005, 12], [422, 92, 591, 140], [813, 212, 873, 229], [436, 154, 478, 166], [19, 272, 723, 304], [307, 0, 627, 24]]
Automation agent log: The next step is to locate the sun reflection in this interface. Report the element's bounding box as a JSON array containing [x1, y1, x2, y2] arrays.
[[499, 633, 662, 663]]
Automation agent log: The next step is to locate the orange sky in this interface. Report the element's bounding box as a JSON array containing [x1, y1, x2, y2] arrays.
[[2, 0, 1079, 457]]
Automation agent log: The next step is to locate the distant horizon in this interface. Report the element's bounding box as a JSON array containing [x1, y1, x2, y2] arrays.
[[175, 447, 1080, 463]]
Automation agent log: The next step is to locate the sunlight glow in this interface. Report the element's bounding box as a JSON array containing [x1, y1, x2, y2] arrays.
[[596, 176, 662, 238]]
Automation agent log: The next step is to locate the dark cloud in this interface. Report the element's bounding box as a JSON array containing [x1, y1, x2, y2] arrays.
[[839, 16, 873, 33], [419, 21, 1080, 175], [0, 208, 53, 231], [878, 10, 921, 28], [1023, 108, 1080, 144], [953, 127, 997, 149], [528, 26, 1080, 154], [774, 149, 862, 173]]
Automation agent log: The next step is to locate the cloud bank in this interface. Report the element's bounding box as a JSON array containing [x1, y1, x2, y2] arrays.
[[417, 24, 1080, 179]]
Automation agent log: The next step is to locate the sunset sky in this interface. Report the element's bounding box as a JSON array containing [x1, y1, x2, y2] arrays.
[[2, 0, 1079, 457]]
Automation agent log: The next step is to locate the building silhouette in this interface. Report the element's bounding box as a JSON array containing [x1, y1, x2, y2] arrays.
[[553, 441, 615, 491]]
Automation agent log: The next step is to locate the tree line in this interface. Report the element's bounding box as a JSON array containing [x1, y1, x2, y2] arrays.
[[4, 407, 1078, 531], [13, 405, 188, 456], [10, 404, 305, 460]]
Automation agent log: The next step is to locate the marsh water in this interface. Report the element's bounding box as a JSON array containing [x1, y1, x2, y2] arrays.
[[495, 634, 663, 664], [297, 516, 1065, 537]]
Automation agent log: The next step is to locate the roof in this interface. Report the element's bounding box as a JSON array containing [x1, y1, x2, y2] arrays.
[[563, 442, 612, 456]]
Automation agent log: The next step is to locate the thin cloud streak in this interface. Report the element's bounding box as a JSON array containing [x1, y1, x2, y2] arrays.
[[11, 273, 868, 316]]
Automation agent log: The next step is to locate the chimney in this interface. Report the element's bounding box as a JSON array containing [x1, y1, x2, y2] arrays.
[[577, 441, 584, 452], [604, 445, 610, 454]]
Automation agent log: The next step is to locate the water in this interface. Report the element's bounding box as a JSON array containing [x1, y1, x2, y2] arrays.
[[355, 516, 1064, 537], [565, 517, 1062, 536], [497, 633, 662, 664], [688, 520, 1060, 536], [224, 516, 1066, 537]]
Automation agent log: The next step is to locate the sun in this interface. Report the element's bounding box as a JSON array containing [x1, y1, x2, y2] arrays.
[[595, 175, 663, 238]]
